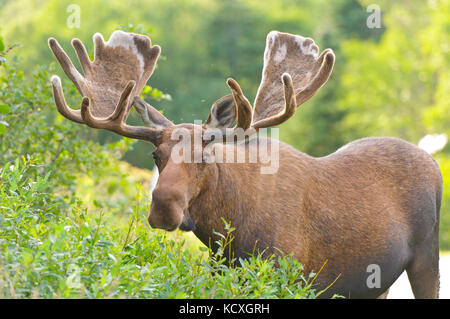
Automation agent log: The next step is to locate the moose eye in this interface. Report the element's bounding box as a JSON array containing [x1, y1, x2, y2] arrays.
[[152, 152, 161, 166]]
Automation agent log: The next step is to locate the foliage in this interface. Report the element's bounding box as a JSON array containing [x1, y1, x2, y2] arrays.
[[338, 0, 449, 143], [0, 35, 20, 67]]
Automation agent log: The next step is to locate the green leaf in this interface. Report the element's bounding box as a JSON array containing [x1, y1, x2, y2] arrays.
[[0, 38, 5, 52], [22, 251, 34, 264], [0, 104, 10, 114], [0, 122, 6, 135]]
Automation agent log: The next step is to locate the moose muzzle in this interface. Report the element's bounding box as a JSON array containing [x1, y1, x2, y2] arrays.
[[148, 185, 195, 231]]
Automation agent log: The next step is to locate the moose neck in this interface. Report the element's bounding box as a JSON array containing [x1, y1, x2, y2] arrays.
[[189, 160, 241, 250], [188, 138, 315, 258]]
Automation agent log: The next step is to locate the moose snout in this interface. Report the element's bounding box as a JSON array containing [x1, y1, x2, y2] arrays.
[[148, 187, 187, 231], [148, 211, 179, 231]]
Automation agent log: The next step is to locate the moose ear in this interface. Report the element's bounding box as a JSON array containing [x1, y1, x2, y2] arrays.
[[204, 94, 236, 129], [133, 96, 173, 129]]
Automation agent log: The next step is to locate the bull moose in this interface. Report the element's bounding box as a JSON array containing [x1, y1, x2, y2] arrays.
[[48, 30, 442, 298]]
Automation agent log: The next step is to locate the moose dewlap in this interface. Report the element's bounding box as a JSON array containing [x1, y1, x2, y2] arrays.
[[48, 30, 442, 299]]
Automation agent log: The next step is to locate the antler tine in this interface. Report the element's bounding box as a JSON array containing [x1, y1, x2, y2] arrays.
[[71, 38, 92, 76], [48, 38, 84, 94], [203, 79, 253, 143], [81, 80, 134, 127], [295, 49, 335, 105], [133, 96, 173, 129], [50, 75, 84, 124], [93, 33, 105, 62], [251, 73, 296, 129], [218, 73, 295, 137], [226, 78, 252, 130], [80, 80, 162, 142]]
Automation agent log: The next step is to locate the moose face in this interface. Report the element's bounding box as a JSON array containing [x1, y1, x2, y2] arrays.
[[148, 124, 207, 232], [146, 95, 241, 232]]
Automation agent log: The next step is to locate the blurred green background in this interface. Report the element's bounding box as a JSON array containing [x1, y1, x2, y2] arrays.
[[0, 0, 449, 243]]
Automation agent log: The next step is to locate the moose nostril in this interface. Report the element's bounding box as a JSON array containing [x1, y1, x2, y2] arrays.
[[148, 217, 156, 229], [148, 213, 160, 229], [148, 207, 181, 231]]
